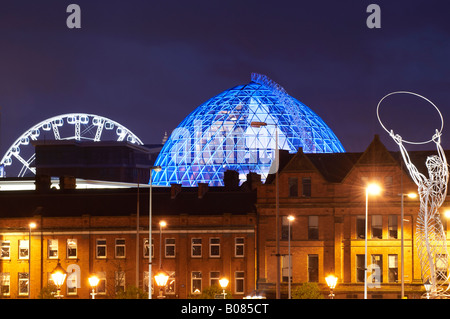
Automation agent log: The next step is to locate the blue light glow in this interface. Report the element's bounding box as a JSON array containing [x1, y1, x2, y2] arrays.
[[152, 74, 345, 186]]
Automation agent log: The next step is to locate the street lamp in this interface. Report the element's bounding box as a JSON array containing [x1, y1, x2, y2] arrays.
[[364, 183, 382, 299], [325, 275, 338, 299], [219, 277, 229, 299], [148, 165, 162, 300], [287, 215, 295, 299], [250, 120, 280, 299], [88, 275, 100, 299], [50, 261, 67, 299], [28, 222, 36, 299], [154, 269, 170, 299], [424, 279, 432, 299], [159, 220, 167, 269], [399, 191, 417, 299]]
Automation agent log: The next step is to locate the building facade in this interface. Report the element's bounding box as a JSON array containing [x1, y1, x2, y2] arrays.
[[0, 173, 257, 299], [256, 135, 443, 298]]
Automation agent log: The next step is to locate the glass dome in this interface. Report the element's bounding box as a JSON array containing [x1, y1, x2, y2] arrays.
[[152, 74, 345, 186]]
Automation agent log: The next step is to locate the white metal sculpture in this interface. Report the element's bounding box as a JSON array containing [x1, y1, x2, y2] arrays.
[[377, 91, 450, 298], [0, 113, 143, 178]]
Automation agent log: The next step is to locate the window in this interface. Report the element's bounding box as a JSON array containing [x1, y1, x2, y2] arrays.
[[356, 254, 365, 283], [144, 238, 154, 258], [288, 177, 298, 197], [356, 216, 365, 239], [97, 272, 106, 295], [115, 271, 125, 293], [235, 271, 245, 294], [19, 240, 29, 260], [210, 271, 220, 287], [388, 215, 398, 239], [18, 273, 29, 296], [48, 239, 58, 259], [165, 238, 175, 258], [282, 255, 292, 283], [281, 216, 292, 240], [115, 239, 126, 258], [96, 239, 107, 258], [191, 271, 202, 294], [371, 254, 383, 283], [372, 215, 382, 239], [67, 239, 77, 259], [0, 241, 10, 259], [209, 238, 220, 257], [308, 216, 319, 240], [165, 271, 176, 294], [0, 273, 10, 296], [388, 255, 398, 283], [192, 238, 202, 257], [308, 255, 319, 282], [302, 177, 311, 197], [235, 237, 245, 257]]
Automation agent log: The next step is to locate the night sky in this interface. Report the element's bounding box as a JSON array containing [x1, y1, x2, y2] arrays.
[[1, 0, 450, 159]]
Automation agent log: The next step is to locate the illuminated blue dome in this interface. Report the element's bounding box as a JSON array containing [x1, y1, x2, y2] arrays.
[[152, 74, 345, 186]]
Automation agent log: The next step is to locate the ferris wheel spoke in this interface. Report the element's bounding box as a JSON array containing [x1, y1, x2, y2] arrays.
[[94, 121, 105, 142], [12, 153, 36, 175], [75, 122, 81, 141], [52, 123, 61, 140]]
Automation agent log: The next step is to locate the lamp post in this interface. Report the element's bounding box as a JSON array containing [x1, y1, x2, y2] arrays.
[[399, 191, 417, 299], [424, 279, 432, 299], [154, 269, 169, 299], [148, 165, 162, 299], [219, 277, 229, 299], [325, 275, 338, 299], [28, 222, 36, 299], [159, 221, 166, 269], [250, 121, 280, 299], [50, 261, 67, 299], [88, 275, 100, 299], [364, 183, 382, 299], [287, 215, 295, 299]]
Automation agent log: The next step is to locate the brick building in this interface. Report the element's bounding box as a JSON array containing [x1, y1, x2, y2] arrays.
[[256, 135, 446, 298], [0, 171, 257, 299], [0, 135, 447, 299]]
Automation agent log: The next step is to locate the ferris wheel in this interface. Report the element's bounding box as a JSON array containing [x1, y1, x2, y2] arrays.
[[0, 113, 144, 178]]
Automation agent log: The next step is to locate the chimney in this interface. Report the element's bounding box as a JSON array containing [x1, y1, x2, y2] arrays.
[[246, 172, 261, 191], [35, 175, 51, 192], [198, 182, 208, 199], [171, 184, 182, 199], [223, 170, 239, 190], [59, 175, 76, 190]]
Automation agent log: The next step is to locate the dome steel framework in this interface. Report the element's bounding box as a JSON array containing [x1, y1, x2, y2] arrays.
[[152, 74, 345, 186]]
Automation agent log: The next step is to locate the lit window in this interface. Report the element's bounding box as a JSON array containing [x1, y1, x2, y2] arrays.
[[0, 241, 10, 259], [19, 240, 29, 260], [388, 215, 398, 239], [209, 238, 220, 258], [191, 238, 202, 258], [97, 272, 106, 295], [388, 255, 398, 283], [48, 239, 58, 259], [96, 239, 106, 258], [0, 273, 10, 296], [191, 271, 202, 294], [143, 238, 154, 258], [67, 239, 77, 258], [115, 239, 126, 258], [18, 272, 29, 296], [165, 271, 176, 294]]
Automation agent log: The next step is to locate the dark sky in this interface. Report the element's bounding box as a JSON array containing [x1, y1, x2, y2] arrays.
[[1, 0, 450, 158]]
